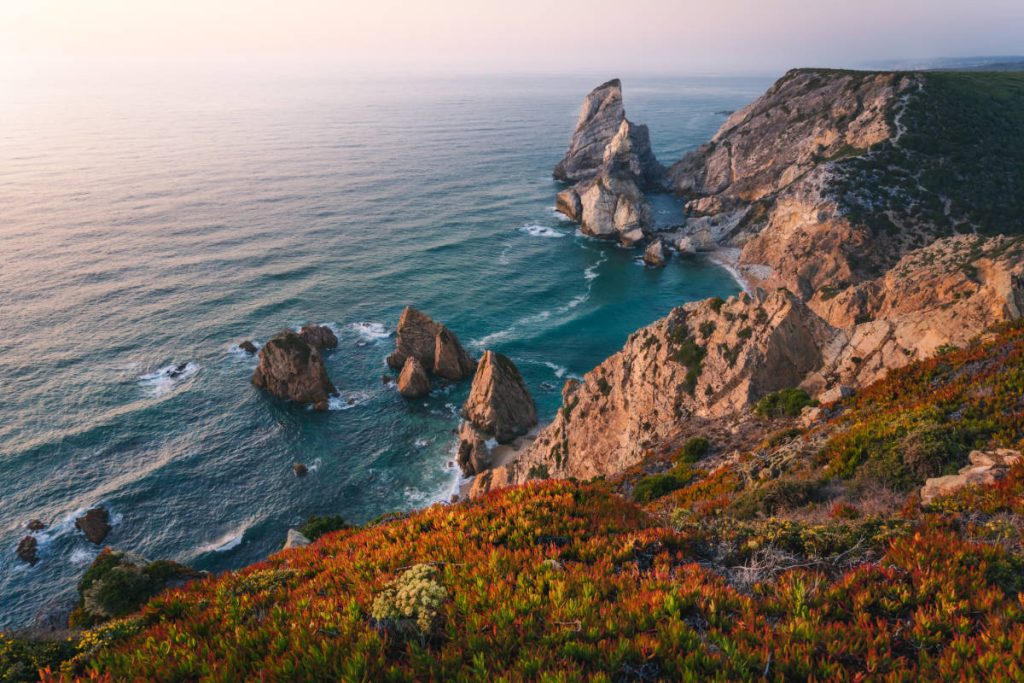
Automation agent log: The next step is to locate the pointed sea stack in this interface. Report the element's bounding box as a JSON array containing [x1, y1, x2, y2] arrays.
[[252, 330, 337, 411], [387, 306, 476, 382]]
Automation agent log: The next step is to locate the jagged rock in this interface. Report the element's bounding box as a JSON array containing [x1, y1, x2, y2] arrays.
[[455, 422, 491, 476], [643, 241, 668, 267], [554, 78, 662, 189], [921, 449, 1022, 506], [819, 385, 854, 404], [238, 340, 258, 354], [462, 351, 537, 443], [467, 465, 512, 500], [283, 529, 311, 550], [252, 330, 337, 411], [553, 79, 663, 245], [397, 357, 431, 398], [17, 536, 38, 565], [386, 306, 476, 381], [27, 519, 46, 532], [293, 462, 308, 477], [75, 507, 111, 545], [299, 324, 338, 350]]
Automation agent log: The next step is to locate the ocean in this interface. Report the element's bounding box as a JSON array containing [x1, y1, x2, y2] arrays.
[[0, 70, 772, 627]]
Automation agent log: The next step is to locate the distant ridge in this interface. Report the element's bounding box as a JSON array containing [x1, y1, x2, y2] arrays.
[[860, 55, 1024, 71]]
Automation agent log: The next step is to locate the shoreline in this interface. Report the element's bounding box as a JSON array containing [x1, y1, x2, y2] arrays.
[[703, 247, 753, 294]]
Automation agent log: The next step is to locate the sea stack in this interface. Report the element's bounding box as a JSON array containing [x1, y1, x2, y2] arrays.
[[397, 357, 431, 398], [299, 323, 338, 350], [387, 306, 476, 384], [75, 507, 112, 545], [554, 79, 664, 245], [252, 330, 338, 411], [456, 351, 537, 476]]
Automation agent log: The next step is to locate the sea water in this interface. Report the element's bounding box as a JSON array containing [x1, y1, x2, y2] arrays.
[[0, 70, 771, 626]]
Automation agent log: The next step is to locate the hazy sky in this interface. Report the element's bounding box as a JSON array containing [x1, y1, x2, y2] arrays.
[[2, 0, 1023, 77]]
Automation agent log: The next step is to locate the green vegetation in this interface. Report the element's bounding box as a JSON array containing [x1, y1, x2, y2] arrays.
[[674, 436, 710, 464], [297, 515, 349, 541], [0, 634, 77, 683], [753, 388, 817, 418], [631, 469, 692, 503]]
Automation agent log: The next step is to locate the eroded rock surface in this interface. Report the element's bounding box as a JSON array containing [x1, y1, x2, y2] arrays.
[[252, 330, 337, 411], [76, 507, 112, 545], [462, 351, 537, 443], [397, 357, 431, 398], [921, 449, 1022, 506], [387, 306, 476, 382], [299, 324, 338, 350]]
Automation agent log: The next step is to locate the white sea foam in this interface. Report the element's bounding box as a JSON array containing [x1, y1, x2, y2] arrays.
[[543, 361, 568, 378], [70, 548, 97, 565], [348, 322, 390, 342], [518, 224, 566, 238], [200, 527, 247, 554], [551, 208, 575, 222], [137, 362, 199, 397], [328, 391, 370, 411], [306, 457, 322, 474], [414, 439, 429, 449]]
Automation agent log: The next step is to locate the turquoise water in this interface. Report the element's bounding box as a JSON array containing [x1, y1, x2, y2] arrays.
[[0, 72, 770, 627]]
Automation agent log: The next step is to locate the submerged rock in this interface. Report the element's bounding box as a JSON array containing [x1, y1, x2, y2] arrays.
[[252, 330, 337, 411], [238, 340, 258, 355], [293, 462, 308, 477], [462, 351, 537, 443], [386, 306, 476, 381], [75, 507, 111, 545], [17, 536, 38, 565], [397, 356, 431, 398], [299, 324, 338, 350]]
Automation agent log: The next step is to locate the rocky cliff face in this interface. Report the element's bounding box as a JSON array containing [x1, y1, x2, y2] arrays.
[[554, 79, 664, 244], [252, 330, 337, 411]]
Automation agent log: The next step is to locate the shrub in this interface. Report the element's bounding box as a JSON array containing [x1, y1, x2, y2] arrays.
[[297, 515, 349, 541], [675, 437, 710, 464], [729, 478, 826, 519], [632, 468, 694, 503], [0, 633, 77, 683], [754, 388, 817, 418], [370, 564, 447, 637]]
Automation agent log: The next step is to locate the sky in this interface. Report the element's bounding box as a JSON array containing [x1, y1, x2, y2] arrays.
[[1, 0, 1023, 78]]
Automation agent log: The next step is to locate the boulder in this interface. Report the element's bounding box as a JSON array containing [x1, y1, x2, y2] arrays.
[[299, 324, 338, 350], [293, 462, 308, 477], [238, 340, 258, 354], [17, 536, 38, 565], [386, 306, 476, 381], [468, 465, 512, 500], [567, 174, 653, 243], [643, 240, 668, 267], [819, 384, 854, 404], [75, 507, 111, 545], [920, 449, 1022, 506], [397, 357, 431, 398], [251, 330, 337, 411], [283, 529, 311, 550], [27, 519, 46, 532], [462, 351, 537, 443], [455, 422, 491, 476]]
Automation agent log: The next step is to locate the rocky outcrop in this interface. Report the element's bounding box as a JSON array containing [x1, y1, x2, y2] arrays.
[[17, 536, 38, 565], [27, 519, 46, 532], [454, 351, 537, 477], [252, 330, 337, 411], [75, 507, 111, 545], [643, 240, 668, 267], [386, 307, 476, 382], [397, 357, 431, 398], [283, 529, 311, 550], [293, 462, 308, 477], [921, 449, 1022, 506], [554, 79, 664, 245], [299, 324, 338, 350], [238, 340, 258, 355]]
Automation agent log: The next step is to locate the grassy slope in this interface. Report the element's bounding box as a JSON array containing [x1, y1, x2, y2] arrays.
[[32, 323, 1024, 681], [835, 71, 1024, 239]]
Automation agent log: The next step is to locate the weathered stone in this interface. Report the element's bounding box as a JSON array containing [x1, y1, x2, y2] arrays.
[[397, 357, 431, 398], [819, 385, 854, 404], [434, 328, 476, 381], [462, 351, 537, 443], [75, 507, 112, 545], [238, 340, 258, 354], [293, 462, 308, 477], [17, 536, 38, 565], [251, 330, 337, 411], [387, 306, 476, 381], [283, 529, 311, 550], [299, 324, 338, 350], [921, 449, 1022, 506], [455, 422, 491, 476], [27, 519, 46, 532], [643, 240, 668, 267], [468, 465, 512, 500]]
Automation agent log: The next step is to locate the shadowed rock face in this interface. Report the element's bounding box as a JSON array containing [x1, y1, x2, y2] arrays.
[[299, 324, 338, 350], [75, 507, 112, 545], [397, 357, 430, 398], [553, 79, 664, 244], [386, 306, 476, 382], [462, 351, 538, 443], [252, 330, 337, 411]]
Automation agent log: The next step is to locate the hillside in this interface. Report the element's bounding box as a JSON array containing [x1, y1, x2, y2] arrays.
[[5, 321, 1022, 680]]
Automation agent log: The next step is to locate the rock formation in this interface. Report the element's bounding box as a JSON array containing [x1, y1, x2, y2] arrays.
[[386, 306, 476, 381], [643, 240, 668, 267], [238, 340, 258, 355], [455, 351, 537, 477], [75, 507, 111, 545], [283, 529, 311, 550], [27, 519, 46, 532], [17, 536, 38, 565], [299, 324, 338, 350], [554, 79, 664, 245], [397, 357, 431, 398], [252, 330, 338, 411], [293, 462, 308, 477], [921, 449, 1022, 506]]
